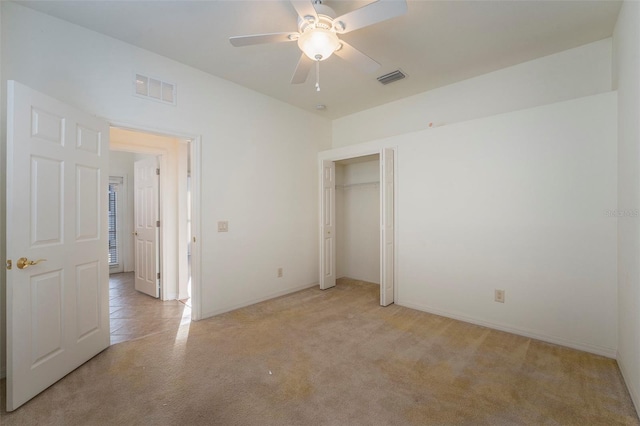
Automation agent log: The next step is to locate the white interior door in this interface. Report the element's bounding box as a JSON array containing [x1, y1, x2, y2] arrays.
[[6, 81, 110, 411], [134, 157, 160, 298], [320, 160, 336, 290], [380, 148, 395, 306]]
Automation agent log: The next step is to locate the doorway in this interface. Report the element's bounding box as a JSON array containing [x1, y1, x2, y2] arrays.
[[319, 148, 396, 306], [109, 150, 163, 296], [108, 127, 200, 332], [335, 154, 381, 284]]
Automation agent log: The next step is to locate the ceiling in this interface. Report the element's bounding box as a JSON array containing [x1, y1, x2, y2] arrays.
[[16, 0, 622, 119]]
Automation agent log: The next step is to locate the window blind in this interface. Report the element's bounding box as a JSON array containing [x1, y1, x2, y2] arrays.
[[108, 183, 118, 266]]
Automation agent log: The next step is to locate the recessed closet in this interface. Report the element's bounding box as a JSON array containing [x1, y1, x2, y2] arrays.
[[335, 154, 381, 284]]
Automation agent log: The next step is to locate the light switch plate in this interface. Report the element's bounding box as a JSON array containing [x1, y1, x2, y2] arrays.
[[218, 221, 228, 232]]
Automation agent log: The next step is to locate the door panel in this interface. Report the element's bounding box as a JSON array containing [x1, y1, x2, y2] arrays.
[[320, 160, 336, 290], [380, 148, 395, 306], [6, 81, 110, 411], [30, 270, 64, 366], [31, 156, 63, 245], [134, 157, 160, 297], [76, 165, 100, 240], [76, 261, 101, 341]]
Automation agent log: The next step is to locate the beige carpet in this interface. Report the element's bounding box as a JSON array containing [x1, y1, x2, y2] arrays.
[[1, 278, 638, 425]]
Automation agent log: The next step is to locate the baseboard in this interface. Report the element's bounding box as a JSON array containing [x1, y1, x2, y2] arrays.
[[162, 292, 178, 302], [200, 282, 318, 319], [617, 353, 640, 415], [339, 275, 380, 285], [397, 299, 617, 358]]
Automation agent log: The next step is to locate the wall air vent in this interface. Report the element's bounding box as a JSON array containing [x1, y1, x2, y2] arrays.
[[377, 70, 406, 85], [134, 73, 176, 105]]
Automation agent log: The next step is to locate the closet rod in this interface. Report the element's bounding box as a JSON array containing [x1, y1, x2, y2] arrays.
[[337, 181, 380, 189]]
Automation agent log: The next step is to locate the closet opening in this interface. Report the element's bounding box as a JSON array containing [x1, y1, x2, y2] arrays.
[[335, 154, 381, 287], [319, 148, 395, 306]]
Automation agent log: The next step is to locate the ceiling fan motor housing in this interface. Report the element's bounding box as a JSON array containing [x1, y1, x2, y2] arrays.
[[298, 3, 337, 32]]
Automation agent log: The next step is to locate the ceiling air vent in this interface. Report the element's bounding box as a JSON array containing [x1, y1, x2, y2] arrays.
[[377, 70, 406, 85]]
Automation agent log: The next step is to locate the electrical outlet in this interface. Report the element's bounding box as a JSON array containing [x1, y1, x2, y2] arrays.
[[495, 289, 505, 303], [217, 221, 228, 232], [277, 268, 283, 278]]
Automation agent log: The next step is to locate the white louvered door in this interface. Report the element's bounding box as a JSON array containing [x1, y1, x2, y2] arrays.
[[320, 160, 336, 290], [380, 148, 395, 306]]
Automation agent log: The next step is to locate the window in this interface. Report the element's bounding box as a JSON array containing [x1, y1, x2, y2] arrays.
[[108, 177, 124, 270]]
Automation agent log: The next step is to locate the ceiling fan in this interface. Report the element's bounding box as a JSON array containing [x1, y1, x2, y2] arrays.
[[229, 0, 408, 90]]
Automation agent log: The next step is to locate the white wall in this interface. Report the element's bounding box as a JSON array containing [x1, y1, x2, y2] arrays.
[[332, 39, 613, 148], [109, 150, 136, 273], [0, 2, 331, 375], [0, 0, 5, 379], [397, 93, 617, 356], [337, 160, 380, 283], [322, 92, 618, 357], [613, 0, 640, 412]]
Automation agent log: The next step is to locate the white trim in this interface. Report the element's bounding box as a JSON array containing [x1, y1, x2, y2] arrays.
[[398, 299, 617, 358], [200, 283, 318, 319], [108, 120, 195, 141], [617, 353, 640, 415], [189, 137, 202, 321], [163, 292, 179, 301]]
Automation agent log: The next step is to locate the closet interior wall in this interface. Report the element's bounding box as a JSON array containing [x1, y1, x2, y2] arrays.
[[335, 155, 381, 284]]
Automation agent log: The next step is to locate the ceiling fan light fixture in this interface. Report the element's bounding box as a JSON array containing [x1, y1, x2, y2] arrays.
[[298, 28, 340, 61]]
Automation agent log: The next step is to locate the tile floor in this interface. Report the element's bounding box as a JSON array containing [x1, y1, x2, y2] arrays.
[[109, 272, 191, 344]]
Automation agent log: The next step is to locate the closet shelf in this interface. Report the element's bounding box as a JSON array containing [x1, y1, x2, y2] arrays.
[[337, 181, 380, 189]]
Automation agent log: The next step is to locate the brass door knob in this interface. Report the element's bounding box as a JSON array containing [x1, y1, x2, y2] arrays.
[[17, 257, 47, 270]]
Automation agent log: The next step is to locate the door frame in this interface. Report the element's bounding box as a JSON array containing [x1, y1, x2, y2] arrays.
[[109, 122, 203, 321], [318, 145, 398, 305]]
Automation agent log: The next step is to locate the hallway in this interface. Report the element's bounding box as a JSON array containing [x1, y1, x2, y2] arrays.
[[109, 272, 191, 344]]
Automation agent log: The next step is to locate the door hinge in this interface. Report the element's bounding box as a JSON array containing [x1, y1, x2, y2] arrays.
[[157, 272, 160, 279], [156, 168, 160, 175], [156, 220, 160, 227]]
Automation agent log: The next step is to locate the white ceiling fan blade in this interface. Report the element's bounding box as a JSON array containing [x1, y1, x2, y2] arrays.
[[333, 0, 408, 34], [291, 53, 314, 84], [334, 41, 381, 74], [230, 32, 298, 47], [290, 0, 318, 21]]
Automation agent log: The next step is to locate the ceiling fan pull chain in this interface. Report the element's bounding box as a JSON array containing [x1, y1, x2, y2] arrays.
[[315, 55, 321, 92]]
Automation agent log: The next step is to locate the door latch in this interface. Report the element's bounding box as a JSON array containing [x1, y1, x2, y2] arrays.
[[6, 259, 11, 270], [16, 257, 47, 269]]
